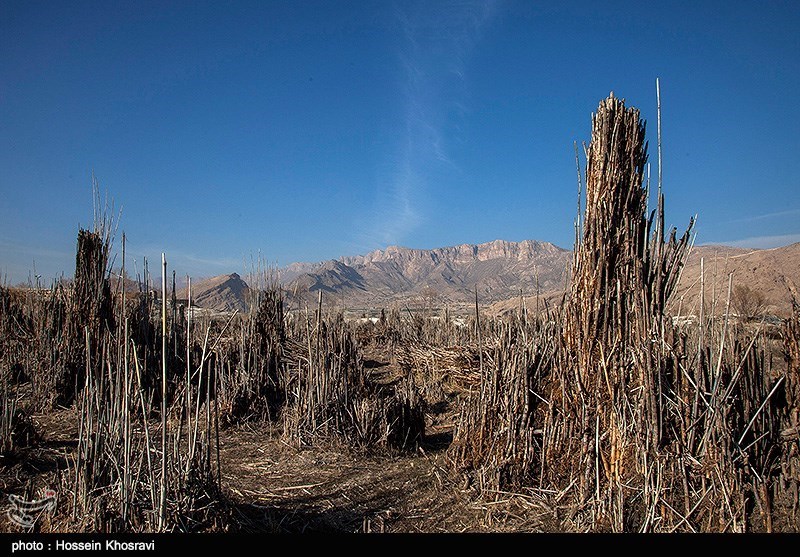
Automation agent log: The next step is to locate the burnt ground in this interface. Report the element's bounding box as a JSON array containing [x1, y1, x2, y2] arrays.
[[0, 350, 548, 533]]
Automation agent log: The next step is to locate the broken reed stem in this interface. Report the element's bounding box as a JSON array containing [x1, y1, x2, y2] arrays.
[[122, 233, 130, 523], [159, 253, 167, 531], [190, 325, 210, 465], [186, 276, 191, 457], [574, 141, 583, 242], [475, 287, 483, 375], [739, 376, 785, 446]]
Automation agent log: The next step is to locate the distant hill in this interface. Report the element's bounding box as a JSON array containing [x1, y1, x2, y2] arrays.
[[490, 242, 800, 319], [178, 273, 250, 313], [670, 242, 800, 318]]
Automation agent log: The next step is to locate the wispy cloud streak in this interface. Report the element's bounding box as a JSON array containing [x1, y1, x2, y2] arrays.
[[730, 208, 800, 224], [359, 1, 499, 250], [704, 233, 800, 249]]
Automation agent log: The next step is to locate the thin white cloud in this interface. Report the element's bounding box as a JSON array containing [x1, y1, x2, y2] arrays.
[[730, 208, 800, 224], [705, 233, 800, 249], [360, 1, 499, 249]]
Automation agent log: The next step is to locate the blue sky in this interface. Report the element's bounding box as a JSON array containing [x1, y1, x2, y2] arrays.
[[1, 1, 799, 283]]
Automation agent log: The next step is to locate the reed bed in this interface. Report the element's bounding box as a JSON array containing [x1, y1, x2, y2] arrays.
[[0, 218, 428, 528], [0, 210, 226, 531], [65, 225, 224, 532]]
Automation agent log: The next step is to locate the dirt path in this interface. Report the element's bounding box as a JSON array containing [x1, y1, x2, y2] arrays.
[[218, 426, 494, 532]]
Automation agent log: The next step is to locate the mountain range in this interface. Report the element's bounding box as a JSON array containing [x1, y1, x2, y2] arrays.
[[280, 239, 571, 307], [182, 240, 800, 317]]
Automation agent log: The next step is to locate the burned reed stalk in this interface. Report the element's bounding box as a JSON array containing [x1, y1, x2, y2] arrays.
[[780, 298, 800, 518], [451, 92, 777, 532], [58, 226, 115, 405], [451, 91, 794, 532], [0, 286, 33, 457], [215, 287, 284, 424], [57, 198, 223, 531], [550, 93, 696, 529], [186, 277, 191, 445], [159, 253, 167, 531]]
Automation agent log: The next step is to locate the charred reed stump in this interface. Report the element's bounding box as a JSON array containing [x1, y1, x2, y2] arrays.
[[217, 289, 285, 424], [44, 228, 116, 406], [548, 94, 695, 529]]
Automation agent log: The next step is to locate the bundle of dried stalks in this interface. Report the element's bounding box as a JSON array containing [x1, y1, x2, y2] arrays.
[[451, 92, 793, 531], [543, 93, 694, 529], [363, 306, 485, 363], [0, 287, 23, 455], [58, 226, 115, 405], [0, 370, 35, 457], [450, 319, 556, 492], [0, 282, 76, 408], [56, 212, 225, 531], [396, 343, 480, 399], [66, 329, 223, 532], [216, 289, 284, 424]]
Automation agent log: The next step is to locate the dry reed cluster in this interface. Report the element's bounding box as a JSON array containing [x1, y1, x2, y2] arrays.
[[1, 209, 224, 531], [449, 94, 798, 532], [281, 299, 425, 450], [1, 212, 425, 532]]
